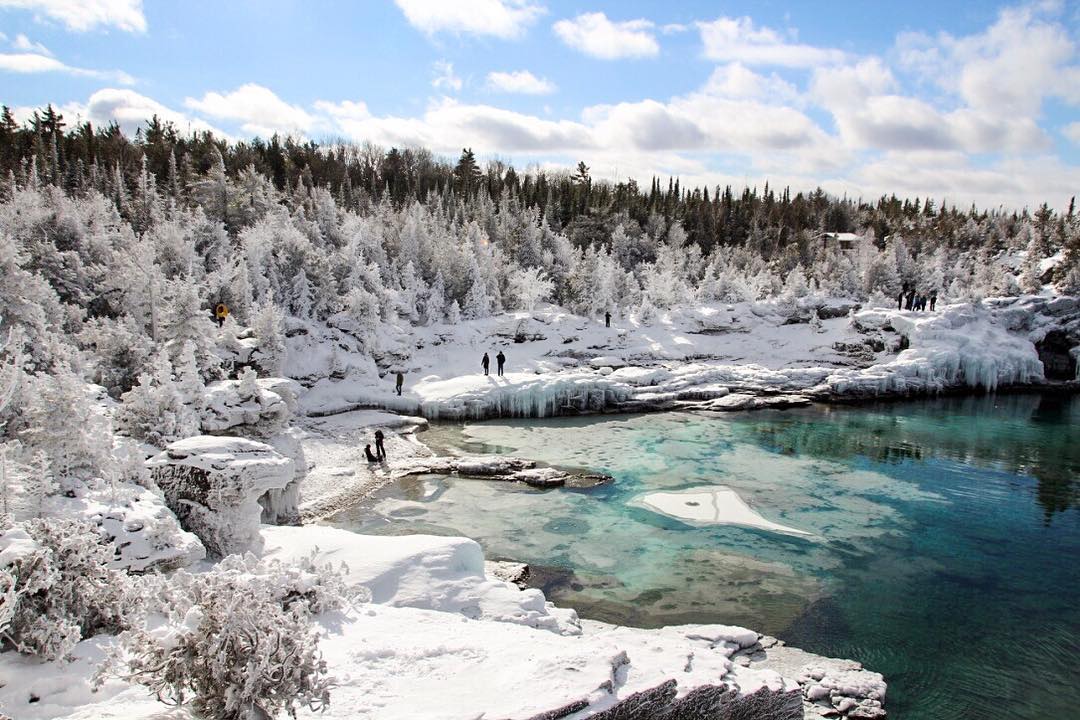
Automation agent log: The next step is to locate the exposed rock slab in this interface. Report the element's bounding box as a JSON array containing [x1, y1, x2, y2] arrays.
[[394, 455, 613, 488]]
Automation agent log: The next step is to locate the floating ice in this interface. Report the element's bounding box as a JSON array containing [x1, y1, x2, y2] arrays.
[[633, 485, 812, 537]]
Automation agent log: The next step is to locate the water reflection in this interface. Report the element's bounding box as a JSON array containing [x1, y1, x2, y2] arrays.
[[742, 393, 1080, 524]]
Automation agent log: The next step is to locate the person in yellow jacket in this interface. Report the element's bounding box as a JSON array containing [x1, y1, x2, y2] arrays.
[[214, 303, 229, 328]]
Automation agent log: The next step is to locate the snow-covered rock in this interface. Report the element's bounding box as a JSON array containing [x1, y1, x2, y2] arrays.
[[824, 303, 1045, 396], [261, 525, 582, 635], [200, 376, 294, 438], [147, 436, 294, 556], [44, 481, 205, 572]]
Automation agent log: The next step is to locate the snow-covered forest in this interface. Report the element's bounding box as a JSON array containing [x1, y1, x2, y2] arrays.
[[1, 106, 1078, 719]]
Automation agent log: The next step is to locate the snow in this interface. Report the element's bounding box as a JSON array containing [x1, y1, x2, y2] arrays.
[[632, 486, 813, 537], [823, 303, 1045, 396], [199, 376, 293, 437]]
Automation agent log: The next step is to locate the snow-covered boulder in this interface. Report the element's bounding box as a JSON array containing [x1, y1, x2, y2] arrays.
[[44, 481, 205, 572], [263, 526, 583, 635], [148, 436, 294, 557], [199, 375, 296, 438]]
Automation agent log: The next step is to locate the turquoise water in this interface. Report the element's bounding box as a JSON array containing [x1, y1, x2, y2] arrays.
[[328, 394, 1080, 719]]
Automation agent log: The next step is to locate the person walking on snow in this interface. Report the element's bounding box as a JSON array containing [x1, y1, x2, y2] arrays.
[[395, 371, 404, 396], [605, 311, 611, 328], [374, 429, 386, 461], [481, 352, 490, 375], [929, 289, 938, 312], [496, 351, 506, 377], [897, 284, 907, 311]]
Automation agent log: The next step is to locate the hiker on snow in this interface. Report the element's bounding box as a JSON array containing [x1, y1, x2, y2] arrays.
[[395, 371, 404, 396], [374, 429, 386, 461], [364, 444, 378, 463], [605, 311, 611, 328], [481, 352, 490, 375], [496, 351, 506, 377]]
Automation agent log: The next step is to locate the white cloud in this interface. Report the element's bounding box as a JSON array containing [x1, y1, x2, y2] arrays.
[[185, 84, 313, 137], [0, 51, 134, 83], [896, 4, 1079, 115], [842, 151, 1080, 211], [12, 33, 50, 54], [702, 62, 801, 103], [432, 60, 462, 92], [0, 0, 146, 32], [1062, 121, 1080, 146], [553, 12, 659, 60], [485, 69, 555, 94], [394, 0, 543, 39], [81, 88, 223, 136], [318, 96, 593, 153], [698, 16, 845, 67]]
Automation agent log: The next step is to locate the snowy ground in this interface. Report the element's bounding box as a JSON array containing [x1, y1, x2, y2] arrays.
[[294, 409, 429, 521], [2, 526, 884, 720], [6, 295, 1075, 719]]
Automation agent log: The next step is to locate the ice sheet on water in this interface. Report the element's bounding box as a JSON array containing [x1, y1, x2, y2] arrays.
[[631, 485, 813, 537]]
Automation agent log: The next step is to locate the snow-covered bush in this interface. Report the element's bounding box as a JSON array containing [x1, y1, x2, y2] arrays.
[[115, 352, 199, 448], [0, 518, 134, 660], [111, 552, 365, 720], [508, 266, 554, 311], [19, 369, 117, 492], [251, 301, 287, 376]]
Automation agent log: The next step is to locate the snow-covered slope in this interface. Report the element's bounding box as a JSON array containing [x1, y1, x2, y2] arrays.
[[296, 297, 1079, 421]]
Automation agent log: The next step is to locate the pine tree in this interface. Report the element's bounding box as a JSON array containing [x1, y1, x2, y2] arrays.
[[453, 149, 481, 195], [251, 302, 287, 376], [161, 284, 221, 381], [425, 271, 446, 325]]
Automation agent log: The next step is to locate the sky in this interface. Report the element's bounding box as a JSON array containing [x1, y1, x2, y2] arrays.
[[1, 0, 1079, 211]]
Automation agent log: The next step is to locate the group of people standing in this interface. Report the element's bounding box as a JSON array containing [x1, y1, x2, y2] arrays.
[[898, 284, 938, 312], [481, 351, 506, 376]]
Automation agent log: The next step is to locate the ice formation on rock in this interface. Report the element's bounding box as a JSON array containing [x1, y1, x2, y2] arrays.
[[147, 436, 294, 556]]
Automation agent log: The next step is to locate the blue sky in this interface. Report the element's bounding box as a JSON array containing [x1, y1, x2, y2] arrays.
[[1, 0, 1078, 210]]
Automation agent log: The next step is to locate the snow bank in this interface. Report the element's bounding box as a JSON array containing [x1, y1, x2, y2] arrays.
[[261, 525, 581, 635], [147, 436, 294, 556], [200, 376, 295, 437]]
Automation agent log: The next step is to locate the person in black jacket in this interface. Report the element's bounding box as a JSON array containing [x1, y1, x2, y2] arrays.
[[364, 444, 378, 463], [395, 372, 404, 396], [496, 351, 506, 376], [374, 429, 386, 461], [605, 311, 611, 328], [481, 352, 490, 375]]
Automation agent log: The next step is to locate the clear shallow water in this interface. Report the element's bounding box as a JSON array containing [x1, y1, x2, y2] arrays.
[[328, 394, 1080, 720]]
